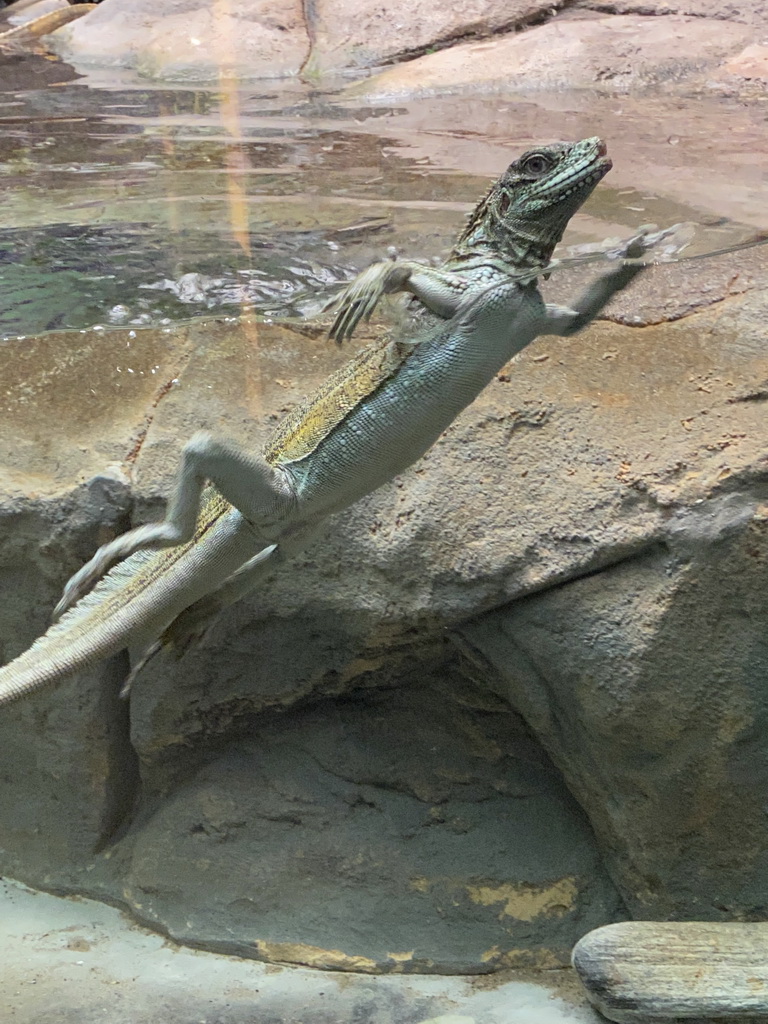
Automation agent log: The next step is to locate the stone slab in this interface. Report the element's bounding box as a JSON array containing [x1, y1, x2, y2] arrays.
[[573, 921, 768, 1022]]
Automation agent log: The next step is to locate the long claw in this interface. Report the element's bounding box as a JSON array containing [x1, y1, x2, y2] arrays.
[[53, 547, 117, 621], [119, 641, 162, 699], [328, 262, 395, 344]]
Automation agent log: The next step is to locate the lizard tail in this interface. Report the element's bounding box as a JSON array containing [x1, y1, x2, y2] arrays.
[[0, 548, 163, 707]]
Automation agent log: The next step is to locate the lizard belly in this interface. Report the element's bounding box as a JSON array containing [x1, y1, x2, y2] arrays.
[[288, 282, 542, 516]]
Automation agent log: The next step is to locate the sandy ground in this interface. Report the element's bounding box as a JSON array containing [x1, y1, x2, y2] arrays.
[[0, 878, 605, 1023]]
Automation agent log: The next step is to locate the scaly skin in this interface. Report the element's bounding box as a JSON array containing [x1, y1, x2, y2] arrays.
[[329, 137, 615, 343], [0, 137, 649, 707]]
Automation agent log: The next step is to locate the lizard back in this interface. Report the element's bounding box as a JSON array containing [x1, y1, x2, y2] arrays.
[[263, 335, 413, 467]]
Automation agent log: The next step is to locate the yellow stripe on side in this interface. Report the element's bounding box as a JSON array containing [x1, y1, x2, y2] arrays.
[[263, 338, 409, 467]]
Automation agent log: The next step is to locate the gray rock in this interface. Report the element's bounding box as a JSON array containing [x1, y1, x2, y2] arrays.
[[0, 477, 136, 885], [0, 246, 767, 962], [304, 0, 558, 74], [46, 0, 309, 81], [573, 921, 768, 1022], [110, 677, 624, 971]]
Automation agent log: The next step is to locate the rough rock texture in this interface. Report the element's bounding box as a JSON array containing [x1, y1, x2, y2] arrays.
[[106, 678, 623, 971], [303, 0, 558, 75], [1, 238, 767, 960], [46, 0, 309, 80], [454, 253, 768, 920], [39, 0, 764, 87], [0, 498, 136, 885], [712, 43, 768, 87], [347, 14, 753, 99], [0, 313, 629, 969], [574, 0, 766, 27], [573, 921, 768, 1023]]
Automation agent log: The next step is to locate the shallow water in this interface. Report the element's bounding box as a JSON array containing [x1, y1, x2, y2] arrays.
[[0, 53, 765, 338]]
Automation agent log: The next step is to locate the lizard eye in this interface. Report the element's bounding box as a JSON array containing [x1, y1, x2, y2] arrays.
[[521, 153, 553, 177]]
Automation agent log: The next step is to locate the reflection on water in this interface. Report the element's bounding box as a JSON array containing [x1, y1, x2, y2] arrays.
[[0, 221, 358, 335], [0, 52, 764, 339]]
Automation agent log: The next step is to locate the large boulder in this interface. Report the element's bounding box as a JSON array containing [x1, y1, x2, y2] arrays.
[[46, 0, 309, 80], [303, 0, 557, 75], [345, 14, 753, 99], [0, 243, 766, 964]]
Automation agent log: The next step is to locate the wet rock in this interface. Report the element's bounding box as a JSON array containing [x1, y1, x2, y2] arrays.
[[347, 14, 752, 99], [304, 0, 557, 75], [46, 0, 309, 81]]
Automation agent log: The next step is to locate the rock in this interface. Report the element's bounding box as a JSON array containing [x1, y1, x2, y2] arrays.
[[46, 0, 309, 81], [546, 243, 767, 326], [347, 14, 752, 99], [713, 43, 768, 84], [1, 242, 767, 958], [0, 474, 137, 885], [110, 677, 623, 971], [4, 0, 70, 28], [304, 0, 557, 75], [0, 323, 191, 886], [573, 922, 768, 1022], [573, 0, 766, 28], [453, 255, 768, 922]]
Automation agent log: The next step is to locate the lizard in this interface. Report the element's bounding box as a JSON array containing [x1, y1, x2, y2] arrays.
[[0, 136, 649, 708]]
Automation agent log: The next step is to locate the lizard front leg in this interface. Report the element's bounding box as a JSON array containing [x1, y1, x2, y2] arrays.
[[544, 263, 645, 336], [54, 433, 296, 619], [543, 232, 650, 337], [329, 260, 469, 343]]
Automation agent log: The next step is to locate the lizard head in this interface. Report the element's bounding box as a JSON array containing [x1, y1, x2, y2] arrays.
[[457, 137, 612, 271]]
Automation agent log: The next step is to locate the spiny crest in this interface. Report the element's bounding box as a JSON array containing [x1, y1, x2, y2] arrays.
[[14, 488, 230, 671], [24, 548, 160, 659], [264, 337, 408, 466]]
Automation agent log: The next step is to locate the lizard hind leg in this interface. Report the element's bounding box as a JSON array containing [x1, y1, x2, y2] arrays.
[[120, 640, 162, 699], [120, 541, 281, 697], [53, 431, 295, 621]]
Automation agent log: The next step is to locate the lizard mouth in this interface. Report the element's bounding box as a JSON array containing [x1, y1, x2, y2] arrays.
[[592, 138, 612, 177]]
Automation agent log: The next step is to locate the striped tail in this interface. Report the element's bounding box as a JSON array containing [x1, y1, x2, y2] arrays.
[[0, 548, 170, 707]]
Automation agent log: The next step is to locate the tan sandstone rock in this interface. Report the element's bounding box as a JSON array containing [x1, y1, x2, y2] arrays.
[[347, 14, 753, 99], [47, 0, 309, 80]]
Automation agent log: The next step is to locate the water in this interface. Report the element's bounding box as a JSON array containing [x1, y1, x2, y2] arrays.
[[0, 52, 765, 339]]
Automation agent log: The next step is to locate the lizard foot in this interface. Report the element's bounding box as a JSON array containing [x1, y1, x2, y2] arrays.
[[53, 544, 125, 621], [53, 522, 185, 622], [118, 597, 221, 698], [329, 261, 411, 343], [610, 223, 693, 262], [120, 641, 162, 699], [161, 595, 222, 657]]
